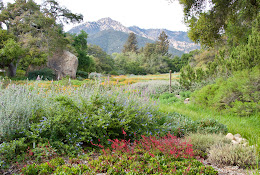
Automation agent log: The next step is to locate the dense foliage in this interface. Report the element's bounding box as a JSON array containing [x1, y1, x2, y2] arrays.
[[87, 44, 115, 74], [177, 0, 259, 47], [0, 0, 83, 77], [72, 31, 95, 73], [191, 67, 260, 116]]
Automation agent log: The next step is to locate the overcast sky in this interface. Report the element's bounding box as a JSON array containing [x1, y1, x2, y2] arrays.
[[3, 0, 187, 32]]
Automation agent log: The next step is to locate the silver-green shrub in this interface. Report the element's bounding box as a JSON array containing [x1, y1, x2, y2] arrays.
[[0, 84, 41, 140]]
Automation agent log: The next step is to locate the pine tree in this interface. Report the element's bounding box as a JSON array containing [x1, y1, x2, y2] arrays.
[[156, 31, 169, 56], [122, 32, 138, 53]]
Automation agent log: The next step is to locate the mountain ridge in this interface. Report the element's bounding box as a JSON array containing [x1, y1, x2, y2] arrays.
[[69, 17, 199, 54]]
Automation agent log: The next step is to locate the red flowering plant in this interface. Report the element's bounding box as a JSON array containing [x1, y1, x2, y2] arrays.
[[87, 129, 217, 174]]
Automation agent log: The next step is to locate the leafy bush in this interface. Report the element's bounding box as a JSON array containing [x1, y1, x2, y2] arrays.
[[165, 114, 228, 137], [109, 70, 119, 75], [185, 133, 231, 158], [29, 92, 167, 149], [159, 92, 180, 104], [76, 70, 89, 79], [180, 91, 192, 99], [11, 69, 27, 80], [192, 67, 260, 116], [0, 138, 27, 169], [28, 68, 55, 80], [208, 143, 258, 168]]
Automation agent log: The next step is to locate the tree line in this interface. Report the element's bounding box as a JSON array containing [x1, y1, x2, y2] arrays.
[[72, 30, 192, 77]]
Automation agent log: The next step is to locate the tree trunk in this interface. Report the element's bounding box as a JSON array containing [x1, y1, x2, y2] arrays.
[[7, 63, 17, 77]]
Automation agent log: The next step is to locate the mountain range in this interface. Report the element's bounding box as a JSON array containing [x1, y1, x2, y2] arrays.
[[68, 17, 200, 56]]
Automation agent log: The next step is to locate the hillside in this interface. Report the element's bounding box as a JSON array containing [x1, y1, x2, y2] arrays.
[[87, 29, 183, 56], [68, 17, 199, 54]]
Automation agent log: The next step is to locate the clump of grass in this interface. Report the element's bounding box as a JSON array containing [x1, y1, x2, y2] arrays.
[[185, 133, 231, 158], [208, 143, 258, 168]]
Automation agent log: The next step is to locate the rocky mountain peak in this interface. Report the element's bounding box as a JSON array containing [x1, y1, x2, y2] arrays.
[[97, 17, 116, 25], [96, 17, 132, 33]]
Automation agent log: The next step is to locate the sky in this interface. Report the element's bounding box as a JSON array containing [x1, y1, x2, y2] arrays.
[[3, 0, 188, 32]]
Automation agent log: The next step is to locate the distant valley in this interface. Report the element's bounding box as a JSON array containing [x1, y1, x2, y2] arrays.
[[68, 18, 200, 56]]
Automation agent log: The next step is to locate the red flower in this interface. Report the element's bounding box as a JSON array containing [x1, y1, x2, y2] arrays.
[[149, 152, 155, 157], [122, 129, 127, 135], [29, 151, 34, 156]]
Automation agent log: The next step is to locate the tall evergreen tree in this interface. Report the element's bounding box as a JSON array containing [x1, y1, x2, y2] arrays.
[[72, 30, 95, 73], [122, 32, 138, 53], [156, 31, 169, 56]]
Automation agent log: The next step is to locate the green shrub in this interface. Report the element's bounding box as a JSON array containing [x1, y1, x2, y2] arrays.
[[180, 91, 192, 99], [159, 92, 175, 100], [109, 70, 119, 75], [0, 138, 27, 168], [28, 68, 55, 80], [29, 93, 167, 149], [165, 114, 228, 137], [192, 67, 260, 116], [159, 92, 180, 104], [76, 70, 89, 79], [208, 143, 258, 168], [21, 163, 39, 175], [185, 133, 231, 158], [11, 69, 27, 80]]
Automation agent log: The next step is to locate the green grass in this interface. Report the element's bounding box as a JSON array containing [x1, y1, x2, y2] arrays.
[[159, 102, 260, 152]]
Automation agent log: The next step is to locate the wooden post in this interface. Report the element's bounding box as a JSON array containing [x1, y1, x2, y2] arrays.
[[169, 70, 172, 93]]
